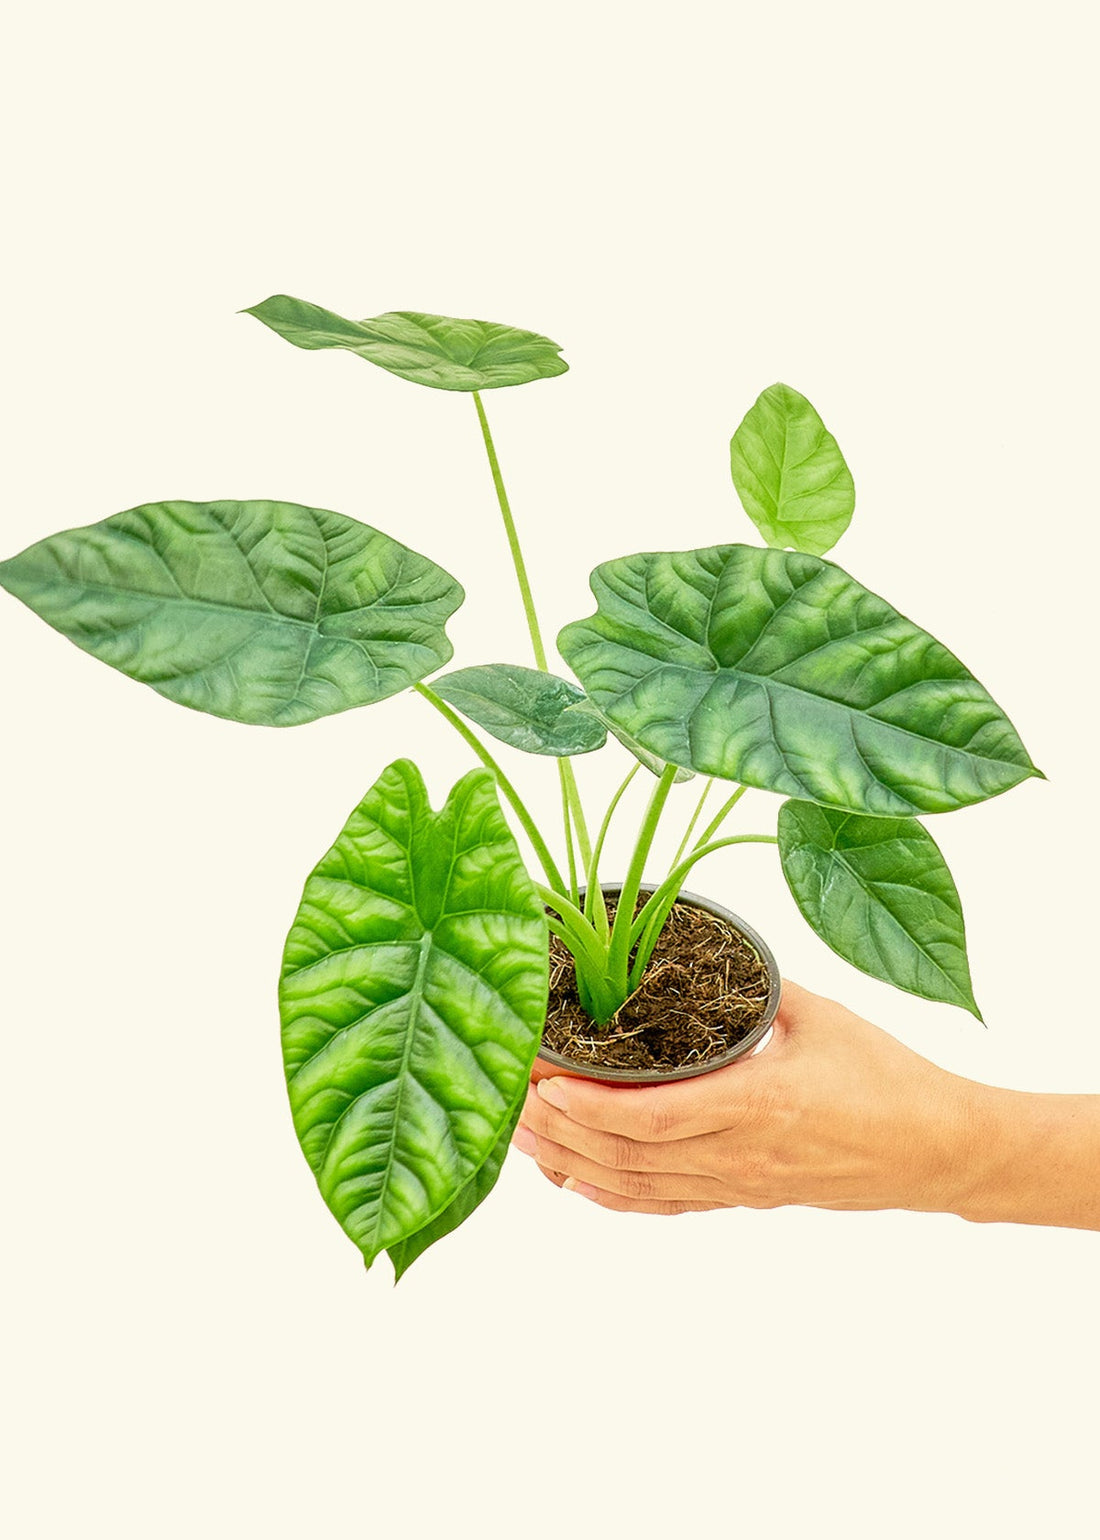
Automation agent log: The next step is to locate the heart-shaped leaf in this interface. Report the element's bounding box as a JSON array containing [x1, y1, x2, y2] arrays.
[[433, 663, 607, 756], [279, 759, 548, 1273], [557, 544, 1040, 816], [0, 500, 463, 726], [778, 800, 981, 1017], [730, 383, 855, 555], [244, 295, 568, 392]]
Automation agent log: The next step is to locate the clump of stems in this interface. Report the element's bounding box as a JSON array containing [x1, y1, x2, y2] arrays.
[[416, 392, 776, 1025]]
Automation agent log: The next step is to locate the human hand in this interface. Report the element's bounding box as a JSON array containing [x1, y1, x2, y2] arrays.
[[512, 980, 986, 1217]]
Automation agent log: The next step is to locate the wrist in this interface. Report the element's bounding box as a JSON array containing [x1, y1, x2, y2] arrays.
[[909, 1068, 999, 1218], [943, 1081, 1025, 1223], [947, 1083, 1100, 1230]]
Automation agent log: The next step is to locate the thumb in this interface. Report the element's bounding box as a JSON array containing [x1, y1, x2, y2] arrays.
[[775, 978, 819, 1030], [773, 979, 857, 1047]]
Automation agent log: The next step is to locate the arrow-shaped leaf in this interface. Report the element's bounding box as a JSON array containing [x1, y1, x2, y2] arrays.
[[778, 800, 981, 1017], [557, 544, 1040, 816], [0, 500, 463, 726], [279, 759, 548, 1273], [244, 295, 568, 392]]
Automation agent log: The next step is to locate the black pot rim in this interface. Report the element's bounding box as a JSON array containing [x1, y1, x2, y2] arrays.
[[537, 881, 781, 1085]]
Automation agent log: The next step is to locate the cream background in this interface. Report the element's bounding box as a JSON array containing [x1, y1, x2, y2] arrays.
[[2, 4, 1097, 1537]]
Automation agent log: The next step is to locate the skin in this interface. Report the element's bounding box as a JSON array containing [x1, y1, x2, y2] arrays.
[[512, 981, 1100, 1231]]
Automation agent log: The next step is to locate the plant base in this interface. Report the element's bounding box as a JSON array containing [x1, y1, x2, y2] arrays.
[[536, 886, 781, 1085]]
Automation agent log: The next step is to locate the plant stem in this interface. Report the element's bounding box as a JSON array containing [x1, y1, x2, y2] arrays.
[[584, 761, 641, 940], [671, 830, 779, 881], [668, 776, 714, 876], [538, 883, 634, 1025], [605, 763, 678, 992], [472, 390, 549, 670], [561, 765, 592, 869], [537, 881, 598, 939], [693, 784, 748, 852], [561, 774, 579, 905], [470, 390, 593, 870], [415, 682, 567, 894], [628, 833, 779, 989], [541, 906, 621, 1022]]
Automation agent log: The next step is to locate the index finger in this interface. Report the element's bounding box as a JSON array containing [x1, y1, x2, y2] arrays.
[[535, 1054, 760, 1142]]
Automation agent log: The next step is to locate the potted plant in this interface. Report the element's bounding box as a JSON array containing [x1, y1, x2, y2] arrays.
[[0, 297, 1040, 1281]]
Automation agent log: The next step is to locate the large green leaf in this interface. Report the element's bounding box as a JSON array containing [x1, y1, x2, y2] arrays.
[[244, 295, 568, 392], [730, 383, 855, 555], [557, 544, 1040, 817], [433, 663, 607, 756], [279, 759, 548, 1273], [778, 800, 981, 1017], [0, 500, 463, 726]]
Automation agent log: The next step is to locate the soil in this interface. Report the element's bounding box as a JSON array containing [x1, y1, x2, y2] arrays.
[[541, 896, 773, 1073]]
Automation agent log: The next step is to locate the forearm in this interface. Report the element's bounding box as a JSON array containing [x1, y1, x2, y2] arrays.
[[953, 1085, 1100, 1231]]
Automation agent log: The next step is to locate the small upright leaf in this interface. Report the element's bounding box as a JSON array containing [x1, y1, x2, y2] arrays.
[[433, 664, 607, 756], [730, 383, 855, 555], [244, 295, 568, 392], [0, 500, 463, 726], [279, 759, 548, 1273], [778, 800, 981, 1017], [557, 544, 1040, 817]]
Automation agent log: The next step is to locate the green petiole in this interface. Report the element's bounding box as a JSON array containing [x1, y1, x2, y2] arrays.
[[628, 833, 779, 988], [603, 763, 678, 1001], [471, 389, 593, 882], [668, 776, 714, 876], [584, 761, 642, 941], [415, 682, 568, 895]]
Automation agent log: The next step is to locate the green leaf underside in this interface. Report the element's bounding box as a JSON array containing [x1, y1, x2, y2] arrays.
[[433, 664, 607, 756], [0, 501, 463, 727], [778, 801, 981, 1017], [279, 760, 548, 1271], [557, 544, 1039, 817], [244, 295, 568, 392], [730, 383, 855, 556], [601, 717, 695, 782]]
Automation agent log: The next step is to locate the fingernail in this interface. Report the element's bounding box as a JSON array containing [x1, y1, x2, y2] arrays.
[[511, 1123, 538, 1156], [563, 1177, 596, 1200], [537, 1078, 569, 1111]]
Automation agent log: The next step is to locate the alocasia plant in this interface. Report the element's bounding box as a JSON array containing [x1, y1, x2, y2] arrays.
[[0, 297, 1041, 1279]]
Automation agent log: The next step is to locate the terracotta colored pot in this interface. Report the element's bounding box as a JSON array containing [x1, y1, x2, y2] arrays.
[[532, 883, 781, 1087]]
